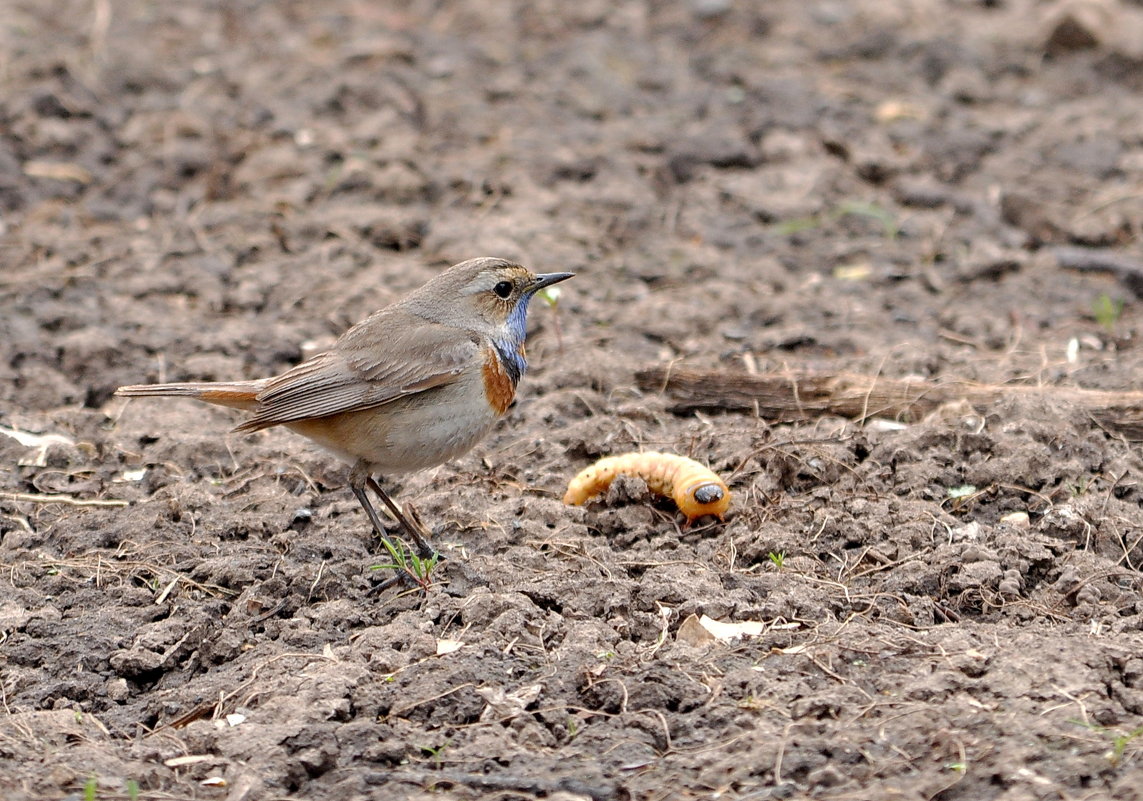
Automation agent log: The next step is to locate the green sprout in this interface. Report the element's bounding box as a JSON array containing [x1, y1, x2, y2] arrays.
[[1092, 293, 1124, 332], [537, 285, 565, 352], [1109, 726, 1143, 766], [835, 200, 899, 239], [537, 285, 562, 308], [1071, 719, 1143, 766], [371, 537, 440, 592], [419, 740, 451, 769], [773, 200, 899, 240]]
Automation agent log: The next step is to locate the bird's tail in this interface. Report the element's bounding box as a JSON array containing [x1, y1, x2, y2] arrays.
[[115, 380, 265, 412]]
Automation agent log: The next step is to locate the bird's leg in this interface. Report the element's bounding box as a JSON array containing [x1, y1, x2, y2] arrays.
[[350, 483, 396, 540], [364, 476, 436, 560], [347, 461, 437, 560]]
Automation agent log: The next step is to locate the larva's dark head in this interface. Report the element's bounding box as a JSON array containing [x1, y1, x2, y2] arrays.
[[680, 480, 732, 522], [692, 484, 724, 505]]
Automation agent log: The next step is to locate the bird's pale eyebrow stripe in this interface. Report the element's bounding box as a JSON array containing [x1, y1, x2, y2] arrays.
[[463, 272, 505, 295]]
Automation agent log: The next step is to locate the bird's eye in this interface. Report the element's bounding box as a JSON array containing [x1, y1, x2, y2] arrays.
[[493, 280, 513, 299]]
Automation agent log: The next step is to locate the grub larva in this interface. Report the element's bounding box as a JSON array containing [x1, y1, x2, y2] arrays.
[[563, 451, 731, 523]]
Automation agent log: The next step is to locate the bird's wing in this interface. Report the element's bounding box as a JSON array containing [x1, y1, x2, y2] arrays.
[[234, 311, 479, 432]]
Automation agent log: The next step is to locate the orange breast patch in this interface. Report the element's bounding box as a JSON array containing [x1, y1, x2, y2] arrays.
[[481, 347, 517, 415]]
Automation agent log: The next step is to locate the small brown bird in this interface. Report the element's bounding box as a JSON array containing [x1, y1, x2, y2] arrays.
[[117, 257, 573, 562]]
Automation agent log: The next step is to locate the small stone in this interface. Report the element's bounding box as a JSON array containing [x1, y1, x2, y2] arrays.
[[951, 560, 1003, 591], [1076, 584, 1102, 605], [950, 521, 983, 542], [998, 579, 1022, 596], [106, 678, 130, 702], [1000, 511, 1030, 528], [691, 0, 732, 19], [1044, 1, 1111, 54]]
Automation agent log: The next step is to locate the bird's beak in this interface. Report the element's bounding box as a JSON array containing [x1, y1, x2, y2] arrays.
[[530, 272, 575, 292]]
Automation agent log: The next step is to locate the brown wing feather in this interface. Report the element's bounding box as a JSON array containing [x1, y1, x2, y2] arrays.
[[235, 309, 479, 432]]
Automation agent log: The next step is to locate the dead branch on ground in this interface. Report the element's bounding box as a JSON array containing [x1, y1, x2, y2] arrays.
[[635, 366, 1143, 439]]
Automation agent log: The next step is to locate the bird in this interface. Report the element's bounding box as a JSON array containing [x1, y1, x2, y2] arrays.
[[116, 256, 574, 568]]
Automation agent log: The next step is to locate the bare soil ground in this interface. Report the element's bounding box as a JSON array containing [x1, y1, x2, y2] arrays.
[[3, 1, 1143, 799]]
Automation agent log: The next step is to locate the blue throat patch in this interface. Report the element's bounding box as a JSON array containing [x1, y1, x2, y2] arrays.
[[506, 294, 532, 342], [494, 295, 535, 385]]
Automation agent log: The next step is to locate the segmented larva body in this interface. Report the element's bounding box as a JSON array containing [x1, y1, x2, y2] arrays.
[[563, 451, 731, 523]]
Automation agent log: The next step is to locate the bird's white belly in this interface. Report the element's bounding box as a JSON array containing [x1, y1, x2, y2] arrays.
[[284, 375, 504, 475]]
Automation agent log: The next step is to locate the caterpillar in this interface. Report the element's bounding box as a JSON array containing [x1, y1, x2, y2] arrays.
[[563, 451, 731, 524]]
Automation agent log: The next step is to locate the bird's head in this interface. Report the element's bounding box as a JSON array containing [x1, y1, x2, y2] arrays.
[[405, 257, 574, 343]]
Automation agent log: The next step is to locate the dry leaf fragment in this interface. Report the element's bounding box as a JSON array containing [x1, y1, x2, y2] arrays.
[[875, 99, 925, 122], [676, 613, 717, 647], [834, 262, 873, 281], [23, 160, 93, 183], [774, 644, 807, 655], [698, 615, 765, 641], [436, 638, 464, 655], [476, 683, 543, 721], [164, 755, 215, 767]]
